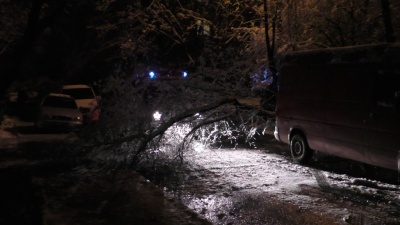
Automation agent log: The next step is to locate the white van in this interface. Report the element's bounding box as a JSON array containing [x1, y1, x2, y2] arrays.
[[274, 43, 400, 172], [61, 84, 100, 123]]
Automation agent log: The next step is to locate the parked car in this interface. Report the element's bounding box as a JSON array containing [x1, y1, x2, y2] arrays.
[[36, 93, 83, 132], [61, 84, 100, 123]]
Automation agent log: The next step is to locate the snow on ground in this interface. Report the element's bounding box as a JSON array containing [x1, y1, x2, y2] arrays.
[[0, 116, 78, 148], [0, 116, 78, 167], [167, 143, 400, 225], [0, 116, 17, 148]]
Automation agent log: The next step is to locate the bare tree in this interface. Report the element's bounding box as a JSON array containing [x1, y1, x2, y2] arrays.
[[80, 0, 273, 167], [0, 0, 94, 94], [280, 0, 399, 49]]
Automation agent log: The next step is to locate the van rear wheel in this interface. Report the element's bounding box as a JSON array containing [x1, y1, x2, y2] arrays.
[[290, 134, 313, 163]]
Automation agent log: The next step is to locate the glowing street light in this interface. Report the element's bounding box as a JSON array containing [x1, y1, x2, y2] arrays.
[[153, 111, 162, 121]]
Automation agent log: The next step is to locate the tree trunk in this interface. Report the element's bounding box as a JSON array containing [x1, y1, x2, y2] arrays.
[[0, 0, 45, 94], [263, 0, 277, 93], [380, 0, 396, 42]]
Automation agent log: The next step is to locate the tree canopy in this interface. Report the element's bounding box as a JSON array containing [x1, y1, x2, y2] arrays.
[[1, 0, 399, 87]]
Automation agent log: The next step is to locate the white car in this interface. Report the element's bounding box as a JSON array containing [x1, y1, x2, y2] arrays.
[[36, 93, 83, 131], [61, 84, 100, 123]]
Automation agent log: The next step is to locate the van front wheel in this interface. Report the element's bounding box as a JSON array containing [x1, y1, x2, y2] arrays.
[[290, 134, 313, 163]]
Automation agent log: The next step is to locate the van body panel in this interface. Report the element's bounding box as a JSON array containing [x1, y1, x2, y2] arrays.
[[275, 43, 400, 171], [365, 76, 400, 170]]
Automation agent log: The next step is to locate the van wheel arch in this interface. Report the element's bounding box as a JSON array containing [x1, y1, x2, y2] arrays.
[[289, 132, 313, 164]]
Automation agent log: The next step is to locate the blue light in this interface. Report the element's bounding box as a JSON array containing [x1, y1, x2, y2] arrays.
[[149, 71, 156, 79], [182, 71, 188, 78]]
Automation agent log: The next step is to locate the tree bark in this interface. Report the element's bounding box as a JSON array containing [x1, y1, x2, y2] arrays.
[[263, 0, 278, 93], [380, 0, 396, 42], [0, 0, 68, 94]]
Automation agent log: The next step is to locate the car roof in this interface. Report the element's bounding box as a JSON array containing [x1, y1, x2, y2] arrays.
[[62, 84, 91, 89], [47, 93, 74, 99]]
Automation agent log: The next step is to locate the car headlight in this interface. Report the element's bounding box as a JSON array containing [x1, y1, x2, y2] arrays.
[[153, 111, 162, 121]]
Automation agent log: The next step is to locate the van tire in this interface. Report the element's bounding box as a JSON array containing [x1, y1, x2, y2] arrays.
[[290, 134, 313, 163]]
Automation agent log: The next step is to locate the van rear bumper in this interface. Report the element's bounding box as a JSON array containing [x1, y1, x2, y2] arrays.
[[398, 150, 400, 173], [274, 126, 280, 141]]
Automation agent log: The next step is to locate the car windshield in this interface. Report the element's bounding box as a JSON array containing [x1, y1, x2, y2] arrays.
[[62, 88, 94, 100], [42, 96, 77, 109]]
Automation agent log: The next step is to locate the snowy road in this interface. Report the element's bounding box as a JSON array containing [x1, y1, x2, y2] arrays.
[[2, 116, 400, 224], [160, 138, 400, 225]]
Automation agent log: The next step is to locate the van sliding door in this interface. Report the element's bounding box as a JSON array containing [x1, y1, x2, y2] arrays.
[[325, 64, 368, 162], [364, 71, 400, 171]]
